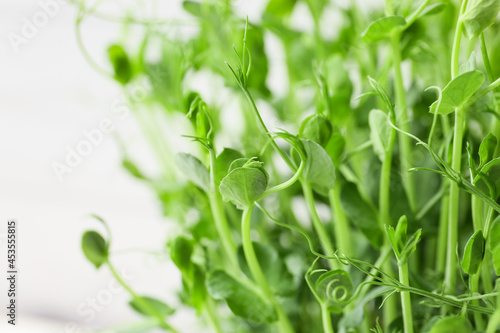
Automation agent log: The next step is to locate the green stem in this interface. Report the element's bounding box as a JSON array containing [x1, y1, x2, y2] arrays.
[[240, 87, 294, 169], [204, 298, 223, 333], [444, 107, 464, 296], [470, 273, 485, 331], [208, 150, 239, 270], [329, 186, 353, 257], [486, 281, 500, 333], [106, 259, 179, 332], [379, 109, 398, 330], [301, 180, 337, 268], [466, 76, 500, 108], [321, 304, 334, 333], [436, 194, 449, 273], [402, 0, 432, 29], [241, 206, 294, 333], [379, 126, 397, 227], [444, 0, 468, 295], [480, 33, 499, 295], [391, 32, 416, 213], [398, 263, 414, 333]]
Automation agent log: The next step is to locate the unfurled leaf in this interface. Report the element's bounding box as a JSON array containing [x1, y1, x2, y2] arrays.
[[82, 231, 108, 269], [478, 133, 497, 170], [362, 16, 406, 43], [429, 70, 485, 114], [462, 0, 500, 39], [429, 316, 473, 333], [206, 270, 277, 323], [386, 216, 408, 257], [299, 114, 333, 147], [461, 230, 485, 275], [176, 153, 210, 192], [399, 229, 422, 265], [219, 160, 268, 209], [314, 270, 353, 312], [301, 139, 336, 196], [129, 296, 175, 317], [169, 236, 193, 273], [340, 182, 384, 248], [369, 109, 392, 162], [237, 242, 295, 296]]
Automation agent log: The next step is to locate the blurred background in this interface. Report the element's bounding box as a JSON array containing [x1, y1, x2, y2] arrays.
[[0, 0, 380, 332]]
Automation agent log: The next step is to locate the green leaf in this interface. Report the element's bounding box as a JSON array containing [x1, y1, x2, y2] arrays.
[[265, 0, 297, 18], [219, 161, 268, 209], [478, 133, 497, 170], [82, 231, 108, 269], [467, 142, 477, 178], [474, 157, 500, 198], [206, 270, 277, 323], [301, 139, 336, 196], [462, 0, 500, 39], [122, 158, 148, 180], [361, 16, 407, 43], [489, 216, 500, 275], [314, 270, 353, 312], [129, 296, 175, 318], [325, 131, 346, 167], [299, 114, 333, 147], [340, 182, 384, 248], [107, 44, 133, 85], [176, 153, 210, 192], [399, 229, 422, 265], [461, 230, 485, 275], [215, 148, 244, 184], [237, 242, 295, 296], [418, 3, 447, 18], [429, 70, 485, 114], [228, 158, 269, 183], [386, 216, 408, 258], [369, 109, 392, 162], [394, 216, 408, 250], [169, 236, 193, 273], [429, 316, 473, 333], [191, 264, 207, 313], [458, 51, 476, 74], [182, 0, 202, 17]]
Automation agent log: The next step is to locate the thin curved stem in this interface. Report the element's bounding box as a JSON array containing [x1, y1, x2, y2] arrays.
[[106, 259, 179, 332], [241, 206, 294, 333]]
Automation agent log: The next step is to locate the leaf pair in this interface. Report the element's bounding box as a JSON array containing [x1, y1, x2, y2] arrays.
[[386, 216, 421, 265]]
